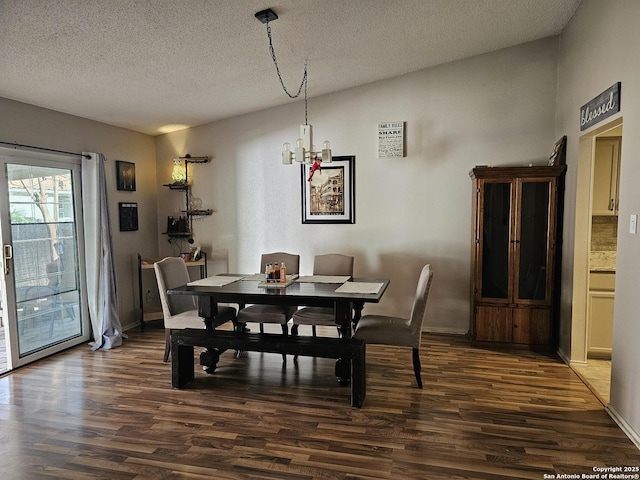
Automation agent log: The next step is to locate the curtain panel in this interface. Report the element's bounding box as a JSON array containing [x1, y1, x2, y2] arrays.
[[82, 152, 122, 350]]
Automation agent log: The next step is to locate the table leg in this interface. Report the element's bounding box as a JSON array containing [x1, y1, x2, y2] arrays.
[[352, 302, 364, 328], [197, 296, 218, 331], [199, 347, 220, 374], [172, 342, 195, 388], [335, 301, 353, 386], [351, 342, 366, 408]]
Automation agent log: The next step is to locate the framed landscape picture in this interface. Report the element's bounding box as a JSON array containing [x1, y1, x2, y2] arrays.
[[301, 155, 355, 224]]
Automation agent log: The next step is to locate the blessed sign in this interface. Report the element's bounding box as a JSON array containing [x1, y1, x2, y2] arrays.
[[580, 82, 621, 131]]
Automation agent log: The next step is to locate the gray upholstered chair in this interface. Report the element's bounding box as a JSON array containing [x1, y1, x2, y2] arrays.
[[154, 257, 236, 362], [236, 252, 300, 339], [291, 253, 354, 336], [354, 264, 433, 388]]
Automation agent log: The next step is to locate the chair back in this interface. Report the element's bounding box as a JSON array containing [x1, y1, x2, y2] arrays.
[[409, 264, 434, 345], [154, 257, 196, 316], [260, 252, 300, 275], [313, 253, 354, 276]]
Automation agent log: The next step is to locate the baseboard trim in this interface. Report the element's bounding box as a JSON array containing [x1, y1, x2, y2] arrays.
[[606, 405, 640, 451], [123, 321, 140, 332], [557, 347, 571, 365], [424, 326, 468, 335]]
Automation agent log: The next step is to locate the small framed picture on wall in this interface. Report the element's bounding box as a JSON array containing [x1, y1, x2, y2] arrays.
[[119, 202, 138, 231], [116, 161, 136, 191]]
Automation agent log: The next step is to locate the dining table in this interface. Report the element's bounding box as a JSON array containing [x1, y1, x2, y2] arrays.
[[167, 274, 390, 407]]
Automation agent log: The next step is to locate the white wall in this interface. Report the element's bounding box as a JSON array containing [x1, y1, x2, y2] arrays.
[[155, 38, 559, 334], [555, 0, 640, 443], [0, 97, 157, 329]]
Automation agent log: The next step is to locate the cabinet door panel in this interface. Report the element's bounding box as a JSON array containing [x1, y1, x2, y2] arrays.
[[587, 291, 614, 357], [516, 181, 551, 302], [479, 182, 512, 300], [475, 306, 511, 342], [592, 138, 620, 215], [512, 308, 551, 345]]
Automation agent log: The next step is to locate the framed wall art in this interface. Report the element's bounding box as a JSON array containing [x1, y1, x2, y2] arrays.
[[118, 202, 138, 231], [301, 155, 355, 224], [116, 160, 136, 191]]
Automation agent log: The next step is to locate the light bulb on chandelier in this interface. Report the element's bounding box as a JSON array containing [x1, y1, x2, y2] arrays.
[[255, 8, 332, 169]]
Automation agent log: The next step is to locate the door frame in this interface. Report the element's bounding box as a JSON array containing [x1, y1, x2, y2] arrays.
[[0, 147, 91, 370], [570, 118, 622, 364]]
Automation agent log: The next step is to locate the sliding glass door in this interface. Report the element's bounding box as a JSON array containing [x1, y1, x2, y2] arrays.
[[0, 150, 90, 370]]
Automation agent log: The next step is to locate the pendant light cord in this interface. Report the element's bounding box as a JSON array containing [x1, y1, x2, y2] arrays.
[[266, 19, 308, 124]]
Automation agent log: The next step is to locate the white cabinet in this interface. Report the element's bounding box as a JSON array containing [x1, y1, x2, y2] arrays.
[[592, 137, 621, 216], [587, 272, 615, 358]]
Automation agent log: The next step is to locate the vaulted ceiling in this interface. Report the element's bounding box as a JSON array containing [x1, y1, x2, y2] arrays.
[[0, 0, 581, 135]]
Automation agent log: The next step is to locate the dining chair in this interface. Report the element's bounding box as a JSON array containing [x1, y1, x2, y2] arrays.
[[354, 264, 433, 388], [291, 253, 354, 337], [154, 257, 236, 362], [236, 252, 300, 339]]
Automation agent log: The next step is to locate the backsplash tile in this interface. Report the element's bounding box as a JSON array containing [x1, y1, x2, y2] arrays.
[[590, 251, 617, 272], [591, 215, 618, 251]]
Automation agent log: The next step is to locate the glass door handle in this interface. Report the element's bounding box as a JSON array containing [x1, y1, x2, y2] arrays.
[[3, 244, 12, 275]]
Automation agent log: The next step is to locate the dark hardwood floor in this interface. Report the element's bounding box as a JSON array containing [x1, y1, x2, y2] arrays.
[[0, 323, 638, 479]]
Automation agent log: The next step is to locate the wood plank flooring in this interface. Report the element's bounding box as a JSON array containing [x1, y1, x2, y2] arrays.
[[0, 323, 638, 479]]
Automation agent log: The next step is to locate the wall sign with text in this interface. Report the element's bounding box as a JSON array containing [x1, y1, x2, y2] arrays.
[[580, 82, 621, 131], [378, 122, 405, 158]]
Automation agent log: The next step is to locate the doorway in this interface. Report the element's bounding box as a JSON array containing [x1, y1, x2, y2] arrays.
[[0, 149, 91, 373], [570, 119, 622, 405]]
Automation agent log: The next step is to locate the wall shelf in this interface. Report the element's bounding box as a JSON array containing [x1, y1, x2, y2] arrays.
[[163, 155, 212, 238], [182, 209, 213, 216]]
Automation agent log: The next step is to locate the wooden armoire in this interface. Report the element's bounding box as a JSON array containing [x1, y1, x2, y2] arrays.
[[469, 165, 566, 346]]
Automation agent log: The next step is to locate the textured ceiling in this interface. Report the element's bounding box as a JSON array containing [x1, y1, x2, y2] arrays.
[[0, 0, 581, 136]]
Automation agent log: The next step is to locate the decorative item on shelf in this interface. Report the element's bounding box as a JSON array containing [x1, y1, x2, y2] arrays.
[[165, 154, 209, 188], [166, 216, 189, 235], [548, 135, 567, 166], [189, 196, 202, 211], [254, 8, 332, 168], [171, 158, 187, 184]]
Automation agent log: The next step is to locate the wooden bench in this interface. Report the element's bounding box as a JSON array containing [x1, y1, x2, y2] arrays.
[[171, 328, 366, 407]]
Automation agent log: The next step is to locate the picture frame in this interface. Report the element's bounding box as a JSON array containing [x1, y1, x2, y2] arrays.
[[548, 136, 567, 167], [118, 202, 138, 231], [301, 155, 355, 224], [116, 160, 136, 191]]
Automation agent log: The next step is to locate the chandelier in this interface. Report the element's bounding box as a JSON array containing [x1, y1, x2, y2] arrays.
[[255, 8, 332, 171]]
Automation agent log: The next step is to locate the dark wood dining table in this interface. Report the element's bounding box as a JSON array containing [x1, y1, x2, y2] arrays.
[[167, 275, 390, 407]]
